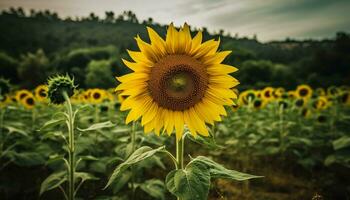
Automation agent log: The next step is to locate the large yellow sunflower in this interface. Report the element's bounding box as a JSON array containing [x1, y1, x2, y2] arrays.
[[115, 23, 239, 140]]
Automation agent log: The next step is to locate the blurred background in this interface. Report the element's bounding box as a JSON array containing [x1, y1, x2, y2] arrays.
[[0, 0, 349, 90], [0, 1, 350, 200]]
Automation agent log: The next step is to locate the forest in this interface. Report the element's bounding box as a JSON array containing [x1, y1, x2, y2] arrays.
[[0, 8, 349, 90]]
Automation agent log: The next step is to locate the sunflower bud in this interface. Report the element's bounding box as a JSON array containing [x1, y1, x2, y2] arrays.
[[47, 75, 76, 104]]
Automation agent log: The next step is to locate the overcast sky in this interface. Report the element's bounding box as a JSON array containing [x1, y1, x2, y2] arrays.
[[0, 0, 349, 41]]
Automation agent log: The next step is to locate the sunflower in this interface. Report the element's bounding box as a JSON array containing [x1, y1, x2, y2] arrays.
[[296, 84, 312, 99], [0, 95, 10, 107], [231, 102, 240, 112], [315, 88, 326, 96], [261, 87, 274, 102], [273, 87, 285, 99], [278, 99, 289, 110], [294, 98, 305, 108], [21, 95, 35, 109], [16, 89, 33, 102], [115, 23, 239, 140], [90, 89, 106, 104], [252, 98, 265, 109], [238, 90, 256, 105], [34, 85, 48, 102], [287, 91, 297, 99], [340, 91, 350, 106], [312, 96, 329, 110], [327, 86, 340, 97]]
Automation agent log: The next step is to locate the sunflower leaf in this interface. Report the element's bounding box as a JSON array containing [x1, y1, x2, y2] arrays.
[[77, 121, 115, 132], [105, 146, 165, 189], [166, 160, 210, 200], [190, 156, 263, 181], [40, 171, 67, 196]]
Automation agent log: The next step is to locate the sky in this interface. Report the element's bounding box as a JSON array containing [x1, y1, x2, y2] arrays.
[[0, 0, 349, 41]]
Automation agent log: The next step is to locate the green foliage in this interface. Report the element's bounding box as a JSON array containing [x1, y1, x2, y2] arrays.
[[166, 159, 210, 200], [18, 49, 50, 88], [166, 156, 261, 200], [0, 52, 18, 82], [85, 60, 116, 88], [238, 60, 295, 89], [1, 9, 349, 88], [105, 146, 165, 188]]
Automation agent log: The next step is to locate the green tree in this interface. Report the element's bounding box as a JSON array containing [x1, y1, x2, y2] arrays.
[[0, 52, 18, 83], [18, 49, 50, 88], [85, 60, 115, 88]]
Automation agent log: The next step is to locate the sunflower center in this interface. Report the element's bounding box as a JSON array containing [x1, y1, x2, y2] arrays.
[[148, 54, 208, 111], [26, 97, 34, 106], [93, 92, 101, 99], [39, 89, 47, 97], [299, 88, 308, 96]]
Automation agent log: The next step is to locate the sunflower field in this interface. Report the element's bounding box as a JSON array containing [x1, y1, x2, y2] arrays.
[[1, 7, 350, 200], [1, 76, 350, 200]]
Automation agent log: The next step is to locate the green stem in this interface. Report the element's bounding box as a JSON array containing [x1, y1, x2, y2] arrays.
[[279, 105, 284, 153], [175, 136, 185, 200], [63, 92, 75, 200], [176, 136, 184, 170], [130, 121, 136, 200]]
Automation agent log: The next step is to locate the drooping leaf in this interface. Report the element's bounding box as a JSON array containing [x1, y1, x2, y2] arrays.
[[3, 125, 28, 136], [40, 171, 67, 195], [39, 118, 65, 131], [333, 136, 350, 150], [77, 121, 115, 132], [191, 156, 263, 181], [139, 179, 165, 200], [75, 172, 99, 183], [105, 146, 165, 188], [9, 151, 46, 166]]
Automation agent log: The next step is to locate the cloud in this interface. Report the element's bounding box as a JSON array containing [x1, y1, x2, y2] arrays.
[[0, 0, 349, 41]]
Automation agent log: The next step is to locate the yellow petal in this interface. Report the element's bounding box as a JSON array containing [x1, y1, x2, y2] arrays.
[[154, 108, 164, 136], [166, 23, 178, 54], [194, 102, 214, 125], [192, 39, 218, 59], [207, 64, 238, 75], [174, 111, 184, 141], [188, 107, 209, 136], [190, 31, 202, 54], [135, 35, 158, 62], [184, 109, 197, 137], [203, 98, 227, 117], [201, 51, 231, 65], [207, 86, 238, 99], [116, 72, 149, 83], [122, 59, 151, 72], [147, 26, 167, 56], [141, 101, 158, 125], [127, 50, 153, 66], [205, 91, 234, 105]]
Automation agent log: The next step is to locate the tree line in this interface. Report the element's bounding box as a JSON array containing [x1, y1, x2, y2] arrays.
[[0, 8, 349, 89]]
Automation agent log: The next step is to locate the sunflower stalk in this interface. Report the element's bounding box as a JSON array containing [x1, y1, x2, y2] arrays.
[[175, 134, 185, 200], [279, 104, 285, 153], [130, 121, 136, 200], [63, 91, 75, 200]]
